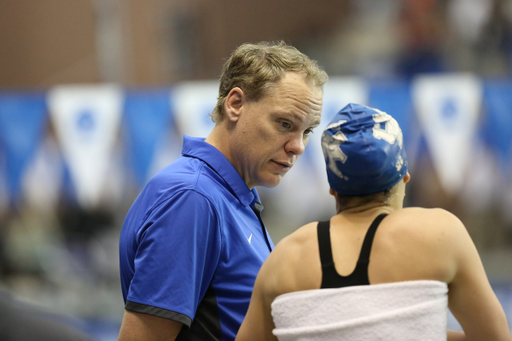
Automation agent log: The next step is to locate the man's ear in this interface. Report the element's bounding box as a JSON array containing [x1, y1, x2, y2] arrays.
[[224, 87, 244, 122]]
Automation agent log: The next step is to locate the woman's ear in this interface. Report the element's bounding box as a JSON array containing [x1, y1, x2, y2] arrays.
[[404, 172, 411, 184], [224, 87, 244, 122]]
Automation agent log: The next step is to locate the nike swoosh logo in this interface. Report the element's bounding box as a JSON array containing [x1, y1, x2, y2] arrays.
[[247, 234, 253, 244]]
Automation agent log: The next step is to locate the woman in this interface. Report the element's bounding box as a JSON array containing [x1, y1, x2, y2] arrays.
[[236, 103, 511, 341]]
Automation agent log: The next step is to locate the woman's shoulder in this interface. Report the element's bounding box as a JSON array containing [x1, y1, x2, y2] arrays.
[[384, 207, 466, 237], [260, 222, 323, 294], [369, 207, 468, 283], [268, 221, 320, 269]]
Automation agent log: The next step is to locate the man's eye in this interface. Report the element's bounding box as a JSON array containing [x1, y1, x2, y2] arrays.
[[304, 129, 314, 136], [280, 122, 291, 129]]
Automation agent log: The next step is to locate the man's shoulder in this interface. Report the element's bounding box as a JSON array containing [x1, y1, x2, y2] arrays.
[[126, 156, 227, 219], [149, 156, 225, 195]]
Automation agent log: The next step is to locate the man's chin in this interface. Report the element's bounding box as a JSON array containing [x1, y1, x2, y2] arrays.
[[258, 175, 284, 188]]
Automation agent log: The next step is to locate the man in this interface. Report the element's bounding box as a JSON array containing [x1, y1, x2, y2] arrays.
[[117, 41, 328, 341], [236, 104, 511, 340]]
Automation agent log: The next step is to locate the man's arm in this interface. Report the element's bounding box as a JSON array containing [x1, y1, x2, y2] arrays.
[[119, 191, 221, 341], [118, 310, 182, 341]]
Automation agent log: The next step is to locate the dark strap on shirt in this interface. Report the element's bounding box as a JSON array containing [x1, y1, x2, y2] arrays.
[[318, 213, 388, 289]]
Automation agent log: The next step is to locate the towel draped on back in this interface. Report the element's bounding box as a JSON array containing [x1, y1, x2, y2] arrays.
[[271, 280, 448, 341]]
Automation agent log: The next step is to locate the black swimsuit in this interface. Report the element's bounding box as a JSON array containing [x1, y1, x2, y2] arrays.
[[317, 214, 388, 289]]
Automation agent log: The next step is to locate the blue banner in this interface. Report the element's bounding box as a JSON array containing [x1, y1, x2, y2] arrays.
[[123, 89, 173, 188], [0, 92, 47, 203], [368, 79, 413, 144], [482, 79, 512, 173]]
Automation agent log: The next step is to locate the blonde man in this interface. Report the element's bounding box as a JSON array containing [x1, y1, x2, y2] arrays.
[[118, 41, 328, 341]]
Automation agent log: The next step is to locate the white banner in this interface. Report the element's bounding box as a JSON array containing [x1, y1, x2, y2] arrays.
[[173, 81, 218, 138], [307, 76, 368, 181], [321, 76, 369, 122], [413, 73, 482, 195], [23, 136, 63, 214], [47, 84, 123, 209]]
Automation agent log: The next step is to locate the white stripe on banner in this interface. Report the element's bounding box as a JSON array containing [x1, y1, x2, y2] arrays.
[[173, 81, 218, 138], [413, 73, 482, 195], [47, 84, 123, 209]]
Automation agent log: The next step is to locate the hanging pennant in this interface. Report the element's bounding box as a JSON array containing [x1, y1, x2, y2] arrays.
[[306, 76, 368, 181], [123, 89, 172, 188], [47, 84, 123, 209], [0, 92, 47, 205], [320, 76, 369, 128], [173, 81, 217, 139], [22, 136, 63, 213], [412, 73, 482, 195]]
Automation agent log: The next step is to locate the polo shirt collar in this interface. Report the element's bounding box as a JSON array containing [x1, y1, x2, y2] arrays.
[[181, 135, 257, 207]]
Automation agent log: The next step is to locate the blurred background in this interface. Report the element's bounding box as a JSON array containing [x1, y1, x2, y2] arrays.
[[1, 0, 512, 339]]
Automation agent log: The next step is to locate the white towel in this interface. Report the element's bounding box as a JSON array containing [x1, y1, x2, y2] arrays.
[[271, 280, 448, 341]]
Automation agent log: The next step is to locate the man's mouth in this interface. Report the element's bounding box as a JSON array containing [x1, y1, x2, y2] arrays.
[[273, 160, 292, 171]]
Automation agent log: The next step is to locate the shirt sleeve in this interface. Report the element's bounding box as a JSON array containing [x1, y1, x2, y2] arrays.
[[125, 189, 222, 326]]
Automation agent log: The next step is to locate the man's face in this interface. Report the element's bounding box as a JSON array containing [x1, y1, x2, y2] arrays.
[[230, 72, 323, 189]]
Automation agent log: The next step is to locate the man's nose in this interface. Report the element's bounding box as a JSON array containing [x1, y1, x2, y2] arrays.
[[285, 134, 306, 156]]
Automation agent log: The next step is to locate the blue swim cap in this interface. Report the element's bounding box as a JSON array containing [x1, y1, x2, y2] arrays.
[[321, 103, 408, 195]]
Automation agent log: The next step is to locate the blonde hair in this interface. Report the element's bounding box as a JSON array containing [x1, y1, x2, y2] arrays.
[[211, 41, 328, 122]]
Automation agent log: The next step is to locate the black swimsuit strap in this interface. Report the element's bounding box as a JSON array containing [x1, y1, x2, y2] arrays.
[[317, 213, 388, 289], [359, 213, 387, 263], [317, 220, 335, 271]]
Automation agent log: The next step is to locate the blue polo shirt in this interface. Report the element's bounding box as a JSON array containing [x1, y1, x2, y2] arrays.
[[119, 136, 274, 341]]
